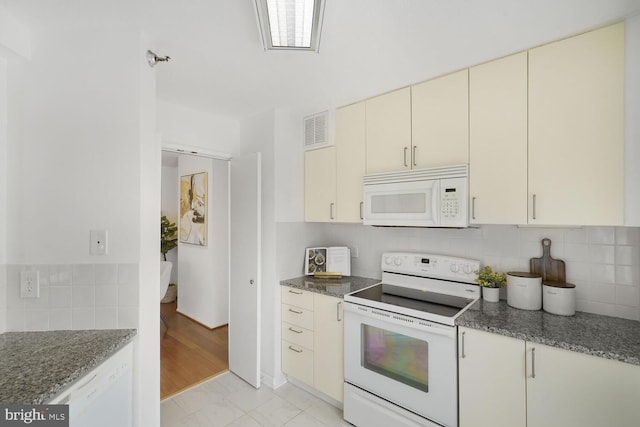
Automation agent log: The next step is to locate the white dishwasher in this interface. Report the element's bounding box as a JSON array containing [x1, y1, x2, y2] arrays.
[[49, 342, 133, 427]]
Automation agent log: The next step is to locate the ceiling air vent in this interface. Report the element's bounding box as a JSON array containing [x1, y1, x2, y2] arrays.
[[304, 111, 332, 150]]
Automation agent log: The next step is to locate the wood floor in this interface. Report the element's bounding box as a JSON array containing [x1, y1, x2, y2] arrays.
[[160, 302, 229, 400]]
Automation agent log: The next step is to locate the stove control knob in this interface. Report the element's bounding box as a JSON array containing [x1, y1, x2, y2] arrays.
[[463, 265, 472, 274], [394, 257, 402, 266], [384, 256, 392, 265], [450, 263, 459, 273]]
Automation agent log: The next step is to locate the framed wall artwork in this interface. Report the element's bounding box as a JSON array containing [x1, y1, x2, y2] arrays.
[[180, 172, 208, 246]]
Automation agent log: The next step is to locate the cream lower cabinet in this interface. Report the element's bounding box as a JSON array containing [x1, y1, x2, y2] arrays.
[[313, 293, 344, 402], [281, 288, 344, 403], [458, 327, 526, 427], [458, 327, 640, 427]]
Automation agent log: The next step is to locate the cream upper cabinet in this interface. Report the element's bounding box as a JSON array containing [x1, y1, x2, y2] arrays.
[[313, 293, 344, 403], [336, 102, 366, 222], [412, 69, 469, 169], [526, 342, 640, 427], [365, 87, 411, 174], [469, 52, 528, 224], [528, 22, 624, 226], [458, 327, 526, 427], [304, 146, 336, 222]]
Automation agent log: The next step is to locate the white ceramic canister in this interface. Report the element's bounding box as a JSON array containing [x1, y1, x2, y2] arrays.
[[507, 272, 542, 310], [543, 281, 576, 316]]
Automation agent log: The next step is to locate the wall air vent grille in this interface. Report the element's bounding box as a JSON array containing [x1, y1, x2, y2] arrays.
[[304, 111, 332, 150]]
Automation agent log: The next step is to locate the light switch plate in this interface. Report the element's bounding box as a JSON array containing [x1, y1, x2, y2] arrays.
[[90, 229, 108, 255], [20, 270, 40, 298]]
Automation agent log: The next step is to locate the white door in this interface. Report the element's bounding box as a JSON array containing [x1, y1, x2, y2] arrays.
[[229, 152, 261, 387]]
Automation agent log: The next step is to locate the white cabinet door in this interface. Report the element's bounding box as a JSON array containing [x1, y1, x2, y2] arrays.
[[313, 293, 344, 402], [526, 342, 640, 427], [365, 87, 412, 174], [528, 22, 624, 225], [336, 102, 366, 223], [304, 146, 336, 222], [412, 69, 469, 169], [458, 327, 526, 427], [469, 52, 528, 224]]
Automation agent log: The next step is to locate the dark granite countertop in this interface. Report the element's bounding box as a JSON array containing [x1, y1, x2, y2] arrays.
[[457, 300, 640, 366], [0, 329, 137, 404], [280, 275, 379, 298]]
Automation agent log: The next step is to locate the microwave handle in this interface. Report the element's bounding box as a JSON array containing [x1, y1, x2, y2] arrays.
[[432, 181, 440, 223]]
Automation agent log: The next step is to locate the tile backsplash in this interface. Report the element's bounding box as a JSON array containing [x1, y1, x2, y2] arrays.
[[3, 263, 138, 332], [277, 223, 640, 321]]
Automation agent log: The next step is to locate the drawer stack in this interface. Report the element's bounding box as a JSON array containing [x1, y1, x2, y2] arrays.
[[281, 287, 314, 386]]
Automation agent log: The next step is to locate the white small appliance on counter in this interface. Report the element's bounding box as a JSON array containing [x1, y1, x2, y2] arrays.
[[363, 164, 468, 228], [305, 246, 351, 276]]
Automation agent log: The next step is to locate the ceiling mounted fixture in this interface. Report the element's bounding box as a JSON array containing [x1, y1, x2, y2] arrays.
[[146, 50, 171, 68], [254, 0, 326, 51]]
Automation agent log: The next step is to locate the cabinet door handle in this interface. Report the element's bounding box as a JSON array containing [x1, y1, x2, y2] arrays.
[[403, 147, 408, 167], [288, 308, 303, 314], [288, 326, 303, 334], [337, 301, 342, 322], [330, 202, 335, 220], [531, 347, 536, 379], [288, 345, 303, 353], [532, 194, 537, 220], [412, 146, 417, 167], [461, 331, 466, 358], [360, 202, 364, 220], [471, 197, 476, 220]]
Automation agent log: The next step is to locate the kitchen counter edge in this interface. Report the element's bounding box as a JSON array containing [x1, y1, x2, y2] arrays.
[[280, 275, 379, 298], [457, 300, 640, 366]]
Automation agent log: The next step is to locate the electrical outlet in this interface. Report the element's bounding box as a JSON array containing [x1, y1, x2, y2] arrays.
[[351, 247, 359, 258], [90, 229, 108, 255], [20, 271, 40, 298]]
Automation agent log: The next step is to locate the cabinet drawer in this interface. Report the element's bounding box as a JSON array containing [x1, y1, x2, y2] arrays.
[[282, 304, 314, 330], [281, 287, 314, 310], [282, 341, 313, 386], [282, 322, 314, 350]]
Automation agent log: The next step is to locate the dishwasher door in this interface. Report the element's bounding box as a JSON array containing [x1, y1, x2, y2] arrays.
[[50, 343, 133, 427]]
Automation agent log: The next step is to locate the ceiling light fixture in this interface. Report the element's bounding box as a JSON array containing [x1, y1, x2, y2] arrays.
[[254, 0, 326, 51]]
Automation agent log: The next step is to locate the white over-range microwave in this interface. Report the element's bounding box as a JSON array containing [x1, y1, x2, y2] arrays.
[[363, 164, 468, 228]]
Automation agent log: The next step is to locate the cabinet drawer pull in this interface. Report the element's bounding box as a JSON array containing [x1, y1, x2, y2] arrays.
[[337, 301, 342, 322], [288, 308, 303, 314], [288, 345, 303, 353], [461, 331, 466, 358], [412, 145, 417, 167], [360, 202, 364, 220], [288, 326, 303, 334], [288, 289, 303, 295]]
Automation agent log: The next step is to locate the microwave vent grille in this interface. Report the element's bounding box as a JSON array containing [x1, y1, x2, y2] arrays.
[[364, 164, 468, 185]]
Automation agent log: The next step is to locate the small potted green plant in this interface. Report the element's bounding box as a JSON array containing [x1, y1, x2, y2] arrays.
[[476, 265, 507, 302]]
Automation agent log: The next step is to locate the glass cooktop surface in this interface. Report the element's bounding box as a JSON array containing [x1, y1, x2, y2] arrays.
[[348, 283, 475, 318]]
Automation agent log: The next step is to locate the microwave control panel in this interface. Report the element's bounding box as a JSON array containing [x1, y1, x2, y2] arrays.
[[439, 177, 467, 227]]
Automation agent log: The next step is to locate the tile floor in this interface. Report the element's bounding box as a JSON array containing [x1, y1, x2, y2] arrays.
[[161, 371, 351, 426]]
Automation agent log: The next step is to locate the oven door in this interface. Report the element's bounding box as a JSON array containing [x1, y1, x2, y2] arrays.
[[344, 302, 457, 427]]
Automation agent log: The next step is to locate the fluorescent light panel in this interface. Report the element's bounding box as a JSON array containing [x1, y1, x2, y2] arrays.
[[256, 0, 324, 51]]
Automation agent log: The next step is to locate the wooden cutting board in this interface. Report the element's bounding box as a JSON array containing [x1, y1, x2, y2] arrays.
[[530, 238, 566, 283]]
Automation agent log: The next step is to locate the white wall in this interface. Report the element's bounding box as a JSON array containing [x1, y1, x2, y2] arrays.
[[177, 154, 229, 328], [158, 99, 239, 156]]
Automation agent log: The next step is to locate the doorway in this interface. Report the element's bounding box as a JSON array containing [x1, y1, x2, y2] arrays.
[[160, 150, 230, 399]]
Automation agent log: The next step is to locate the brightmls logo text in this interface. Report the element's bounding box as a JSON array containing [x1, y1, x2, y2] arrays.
[[0, 405, 68, 426]]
